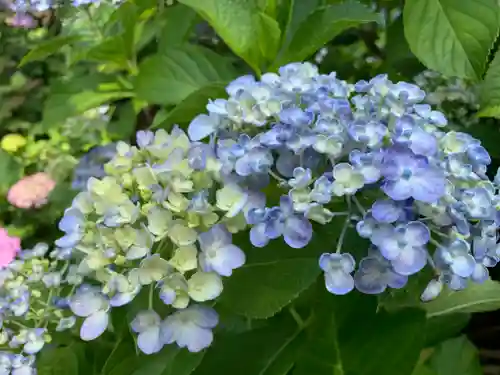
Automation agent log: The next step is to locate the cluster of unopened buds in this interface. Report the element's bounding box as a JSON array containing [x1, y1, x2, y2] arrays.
[[50, 62, 500, 358], [414, 70, 479, 129]]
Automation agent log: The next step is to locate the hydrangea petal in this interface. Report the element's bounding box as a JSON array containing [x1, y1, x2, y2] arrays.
[[138, 327, 163, 355], [80, 310, 109, 341]]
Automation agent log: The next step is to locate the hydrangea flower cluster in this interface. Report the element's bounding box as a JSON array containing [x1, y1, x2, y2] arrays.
[[72, 144, 117, 191], [7, 173, 56, 209], [0, 242, 78, 375], [55, 62, 500, 358], [186, 62, 500, 301], [56, 128, 257, 354]]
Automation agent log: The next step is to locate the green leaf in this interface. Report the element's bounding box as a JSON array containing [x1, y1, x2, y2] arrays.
[[428, 336, 482, 375], [109, 357, 142, 375], [134, 44, 236, 105], [108, 101, 137, 139], [84, 37, 131, 68], [102, 338, 138, 375], [176, 0, 264, 73], [403, 0, 500, 80], [37, 346, 79, 375], [384, 16, 425, 78], [114, 2, 140, 59], [274, 2, 380, 67], [42, 75, 132, 127], [158, 4, 198, 52], [424, 314, 470, 347], [423, 279, 500, 317], [412, 365, 438, 375], [294, 303, 426, 375], [20, 35, 82, 66], [132, 346, 204, 375], [219, 255, 319, 319], [0, 150, 22, 194], [199, 289, 423, 375], [280, 0, 322, 52], [192, 315, 303, 375], [218, 219, 370, 319], [479, 49, 500, 116], [152, 83, 227, 129], [257, 12, 282, 63]]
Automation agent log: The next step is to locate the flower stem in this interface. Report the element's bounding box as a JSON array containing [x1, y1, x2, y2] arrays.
[[351, 195, 366, 216], [335, 198, 351, 253], [148, 284, 154, 310]]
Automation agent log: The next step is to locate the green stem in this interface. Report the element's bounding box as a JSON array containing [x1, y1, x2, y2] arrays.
[[351, 195, 366, 216], [148, 284, 154, 310], [288, 306, 304, 329], [7, 320, 28, 330], [335, 198, 351, 253]]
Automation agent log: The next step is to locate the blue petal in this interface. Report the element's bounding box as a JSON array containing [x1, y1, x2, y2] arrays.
[[136, 130, 154, 148], [378, 237, 401, 260], [404, 222, 430, 246], [138, 327, 163, 355], [110, 288, 140, 307], [353, 258, 387, 294], [250, 224, 270, 248], [210, 244, 246, 276], [80, 311, 109, 341], [69, 290, 104, 317], [412, 168, 446, 203], [188, 114, 217, 141], [324, 270, 354, 295], [55, 232, 82, 249], [409, 128, 437, 156], [371, 200, 401, 223], [450, 255, 475, 278], [382, 180, 413, 201], [471, 264, 489, 283], [386, 270, 408, 289], [283, 216, 312, 249], [391, 246, 427, 276], [178, 325, 213, 353], [264, 213, 285, 239], [189, 305, 219, 328], [276, 150, 298, 177]]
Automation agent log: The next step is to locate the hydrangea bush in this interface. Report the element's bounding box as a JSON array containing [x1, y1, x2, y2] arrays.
[[4, 0, 500, 374]]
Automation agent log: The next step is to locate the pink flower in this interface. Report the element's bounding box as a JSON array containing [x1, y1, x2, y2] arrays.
[[0, 228, 20, 267], [7, 172, 56, 209]]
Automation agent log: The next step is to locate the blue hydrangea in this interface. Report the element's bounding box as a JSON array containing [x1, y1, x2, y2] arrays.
[[183, 62, 500, 302], [161, 305, 218, 353], [319, 253, 355, 295], [354, 251, 408, 294], [198, 224, 245, 276], [54, 127, 252, 355], [72, 144, 117, 191], [0, 243, 78, 373], [40, 63, 500, 362], [248, 196, 313, 249]]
